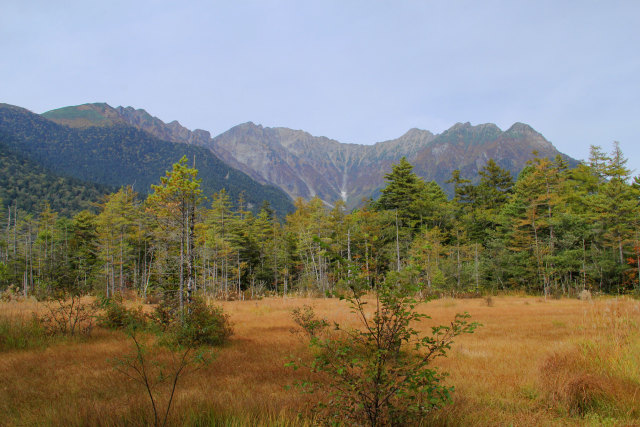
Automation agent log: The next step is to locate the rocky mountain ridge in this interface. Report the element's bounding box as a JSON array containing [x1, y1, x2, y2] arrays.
[[43, 103, 572, 209], [4, 104, 295, 214]]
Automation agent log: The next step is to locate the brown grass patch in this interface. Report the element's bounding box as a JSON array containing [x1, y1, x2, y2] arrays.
[[541, 349, 610, 415], [0, 295, 639, 425]]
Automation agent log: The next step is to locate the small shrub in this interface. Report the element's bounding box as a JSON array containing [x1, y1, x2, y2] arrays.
[[176, 298, 233, 347], [152, 297, 233, 347], [579, 290, 592, 301], [145, 293, 162, 305], [564, 374, 610, 415], [0, 285, 23, 302], [541, 351, 612, 416], [98, 296, 147, 330], [111, 330, 212, 427], [540, 348, 638, 417], [151, 297, 180, 331], [289, 268, 480, 426], [39, 291, 96, 336], [290, 305, 328, 337]]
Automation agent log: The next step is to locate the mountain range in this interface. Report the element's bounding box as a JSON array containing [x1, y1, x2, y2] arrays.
[[0, 104, 294, 214], [0, 101, 574, 216], [42, 103, 573, 209]]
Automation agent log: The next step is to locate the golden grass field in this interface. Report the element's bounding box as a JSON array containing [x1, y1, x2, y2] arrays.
[[1, 295, 639, 426]]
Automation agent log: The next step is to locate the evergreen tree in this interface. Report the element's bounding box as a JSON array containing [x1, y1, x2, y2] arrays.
[[375, 157, 422, 218], [146, 156, 202, 313], [477, 159, 513, 210]]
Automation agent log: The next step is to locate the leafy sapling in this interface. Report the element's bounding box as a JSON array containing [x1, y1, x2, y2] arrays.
[[111, 327, 212, 427], [288, 259, 480, 427]]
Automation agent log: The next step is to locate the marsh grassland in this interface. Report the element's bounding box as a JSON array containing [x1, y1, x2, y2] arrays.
[[1, 296, 639, 426]]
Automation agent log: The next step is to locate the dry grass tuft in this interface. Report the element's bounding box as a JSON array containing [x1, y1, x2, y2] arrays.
[[579, 289, 592, 301], [563, 374, 609, 415], [539, 297, 640, 420], [540, 350, 611, 415]]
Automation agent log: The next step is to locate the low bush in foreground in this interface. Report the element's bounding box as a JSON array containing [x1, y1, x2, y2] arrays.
[[176, 298, 233, 347], [39, 291, 97, 336], [111, 329, 213, 427], [98, 295, 148, 330], [106, 295, 232, 427], [152, 297, 233, 347], [289, 268, 480, 427]]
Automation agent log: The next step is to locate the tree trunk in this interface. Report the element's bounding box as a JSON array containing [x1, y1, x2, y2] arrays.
[[395, 209, 401, 272]]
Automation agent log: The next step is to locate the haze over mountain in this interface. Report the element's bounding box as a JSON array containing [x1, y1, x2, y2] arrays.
[[43, 103, 574, 209]]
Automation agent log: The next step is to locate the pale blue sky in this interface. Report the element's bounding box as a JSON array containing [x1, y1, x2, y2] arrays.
[[2, 1, 639, 174]]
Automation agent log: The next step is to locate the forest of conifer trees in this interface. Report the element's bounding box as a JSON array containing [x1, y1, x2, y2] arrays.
[[1, 143, 638, 301]]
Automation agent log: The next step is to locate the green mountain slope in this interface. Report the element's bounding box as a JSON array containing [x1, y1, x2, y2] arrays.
[[0, 134, 112, 215], [0, 104, 294, 215]]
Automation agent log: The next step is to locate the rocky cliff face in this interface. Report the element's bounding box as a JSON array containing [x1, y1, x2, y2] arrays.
[[114, 106, 212, 147], [199, 120, 569, 208], [411, 122, 564, 193], [205, 124, 443, 208], [43, 103, 573, 209]]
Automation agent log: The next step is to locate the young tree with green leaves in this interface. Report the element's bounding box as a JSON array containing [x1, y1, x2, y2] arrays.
[[375, 157, 422, 216], [146, 156, 202, 313], [289, 256, 479, 426]]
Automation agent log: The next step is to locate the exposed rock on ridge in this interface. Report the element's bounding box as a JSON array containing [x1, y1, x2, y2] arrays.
[[43, 103, 573, 209]]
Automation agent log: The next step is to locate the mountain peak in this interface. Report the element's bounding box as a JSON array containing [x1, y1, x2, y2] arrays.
[[502, 122, 554, 151], [231, 121, 263, 132], [438, 122, 502, 147], [42, 103, 123, 127], [449, 121, 471, 130], [400, 128, 434, 139], [505, 122, 536, 135], [445, 122, 502, 133], [0, 103, 33, 114]]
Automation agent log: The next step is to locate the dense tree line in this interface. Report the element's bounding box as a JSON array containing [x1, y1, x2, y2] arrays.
[[1, 144, 638, 299], [0, 140, 112, 215]]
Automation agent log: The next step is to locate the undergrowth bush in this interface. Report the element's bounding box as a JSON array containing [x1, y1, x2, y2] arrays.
[[39, 290, 96, 336], [176, 298, 233, 346], [152, 297, 233, 347], [540, 350, 614, 416], [108, 296, 230, 426], [111, 329, 212, 427], [98, 295, 147, 330], [0, 285, 24, 302], [151, 297, 180, 332], [288, 264, 480, 427]]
